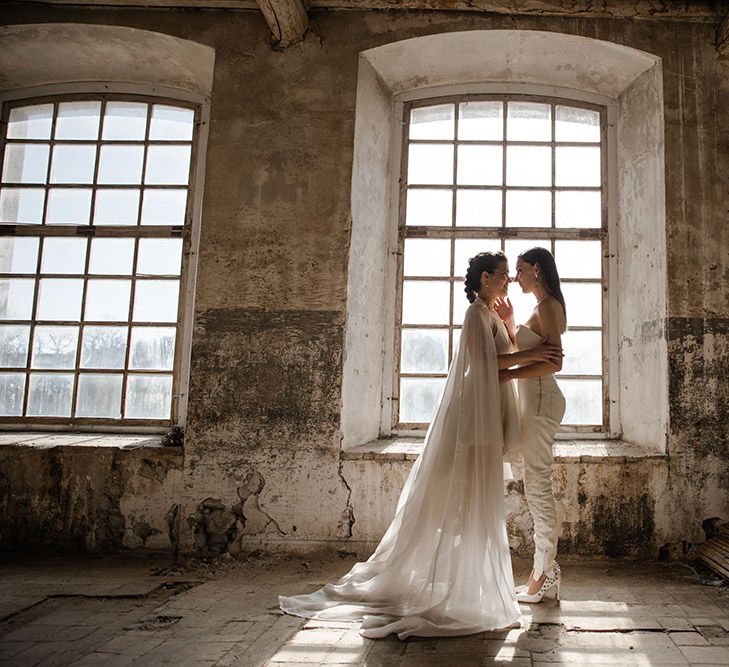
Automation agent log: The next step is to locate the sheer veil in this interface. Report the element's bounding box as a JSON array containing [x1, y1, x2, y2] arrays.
[[279, 298, 519, 639]]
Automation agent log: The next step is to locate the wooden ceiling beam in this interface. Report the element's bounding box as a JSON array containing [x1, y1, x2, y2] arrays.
[[256, 0, 309, 47]]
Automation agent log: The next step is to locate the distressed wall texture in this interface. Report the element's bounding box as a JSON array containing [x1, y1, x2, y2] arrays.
[[0, 5, 727, 560]]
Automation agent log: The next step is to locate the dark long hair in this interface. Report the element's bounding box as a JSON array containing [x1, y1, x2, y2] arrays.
[[464, 251, 507, 303], [518, 247, 567, 327]]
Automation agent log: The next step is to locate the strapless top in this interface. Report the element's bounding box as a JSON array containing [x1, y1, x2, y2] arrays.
[[515, 324, 561, 392]]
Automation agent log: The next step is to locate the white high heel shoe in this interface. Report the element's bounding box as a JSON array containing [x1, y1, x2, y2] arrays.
[[516, 564, 561, 603]]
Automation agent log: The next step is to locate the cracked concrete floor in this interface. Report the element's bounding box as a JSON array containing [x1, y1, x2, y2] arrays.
[[1, 552, 728, 666]]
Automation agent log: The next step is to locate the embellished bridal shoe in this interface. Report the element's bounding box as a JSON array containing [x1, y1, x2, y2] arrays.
[[516, 563, 561, 603]]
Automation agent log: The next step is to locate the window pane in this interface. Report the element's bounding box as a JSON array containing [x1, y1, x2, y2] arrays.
[[149, 105, 194, 141], [124, 374, 172, 419], [556, 146, 601, 186], [454, 239, 502, 279], [84, 280, 132, 322], [554, 240, 602, 279], [561, 330, 602, 375], [504, 239, 549, 267], [137, 239, 183, 276], [0, 188, 45, 224], [133, 280, 180, 323], [46, 188, 92, 225], [456, 145, 502, 185], [561, 283, 602, 326], [37, 279, 83, 321], [400, 377, 445, 423], [31, 326, 79, 369], [102, 102, 148, 140], [129, 327, 175, 370], [451, 328, 461, 355], [558, 378, 602, 425], [140, 189, 187, 226], [0, 238, 39, 273], [507, 102, 551, 141], [455, 189, 501, 227], [505, 190, 551, 227], [41, 238, 87, 274], [0, 373, 25, 416], [409, 104, 454, 140], [506, 146, 551, 186], [401, 328, 448, 374], [55, 101, 101, 140], [556, 190, 601, 228], [402, 281, 449, 325], [89, 239, 135, 275], [458, 101, 502, 140], [27, 373, 74, 416], [452, 282, 476, 325], [81, 326, 128, 369], [145, 146, 191, 185], [50, 145, 96, 184], [2, 144, 50, 183], [407, 145, 453, 185], [403, 239, 450, 277], [556, 106, 600, 142], [405, 189, 452, 227], [93, 189, 140, 226], [76, 374, 122, 418], [0, 279, 35, 320], [7, 104, 53, 140], [97, 145, 144, 185], [0, 325, 30, 366]]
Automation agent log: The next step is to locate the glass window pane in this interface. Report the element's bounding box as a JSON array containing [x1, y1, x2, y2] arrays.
[[84, 280, 132, 322], [37, 279, 83, 321], [506, 146, 551, 186], [93, 189, 140, 226], [402, 281, 449, 325], [81, 326, 128, 369], [145, 146, 191, 185], [46, 188, 92, 225], [451, 328, 461, 356], [458, 101, 502, 140], [0, 325, 30, 367], [557, 378, 602, 425], [505, 190, 551, 227], [27, 373, 74, 416], [41, 238, 87, 274], [76, 374, 123, 418], [403, 239, 450, 277], [0, 279, 34, 320], [0, 188, 45, 224], [0, 238, 39, 273], [507, 102, 551, 141], [456, 145, 502, 185], [102, 102, 148, 140], [7, 104, 53, 140], [97, 145, 144, 185], [50, 145, 96, 184], [0, 373, 25, 416], [399, 377, 445, 423], [554, 240, 602, 279], [409, 104, 454, 140], [2, 144, 50, 183], [452, 282, 476, 327], [140, 189, 187, 226], [455, 190, 501, 227], [401, 328, 448, 374], [561, 283, 602, 326], [133, 280, 180, 323], [505, 239, 549, 267], [89, 239, 135, 275], [124, 374, 172, 419], [54, 102, 101, 140], [129, 327, 176, 370], [555, 190, 601, 229], [407, 145, 453, 185], [31, 326, 79, 369], [561, 330, 602, 375], [137, 239, 183, 276], [405, 189, 452, 227], [149, 105, 194, 141], [556, 146, 601, 186], [556, 106, 600, 142], [454, 239, 502, 280]]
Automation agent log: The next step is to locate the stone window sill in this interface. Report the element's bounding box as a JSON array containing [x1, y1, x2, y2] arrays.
[[0, 431, 171, 451]]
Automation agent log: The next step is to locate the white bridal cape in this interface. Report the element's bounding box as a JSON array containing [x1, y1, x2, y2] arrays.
[[280, 298, 521, 639]]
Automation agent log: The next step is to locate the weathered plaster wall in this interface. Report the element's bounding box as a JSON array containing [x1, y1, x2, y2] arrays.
[[0, 5, 727, 560]]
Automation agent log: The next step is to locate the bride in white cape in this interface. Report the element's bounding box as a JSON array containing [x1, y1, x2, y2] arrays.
[[280, 252, 556, 639]]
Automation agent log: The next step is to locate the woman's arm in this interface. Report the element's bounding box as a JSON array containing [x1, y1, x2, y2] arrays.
[[497, 344, 561, 370]]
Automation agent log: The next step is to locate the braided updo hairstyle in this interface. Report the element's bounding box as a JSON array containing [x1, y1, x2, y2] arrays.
[[464, 251, 507, 303]]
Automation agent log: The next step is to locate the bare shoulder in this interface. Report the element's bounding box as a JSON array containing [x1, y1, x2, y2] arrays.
[[536, 296, 566, 330]]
